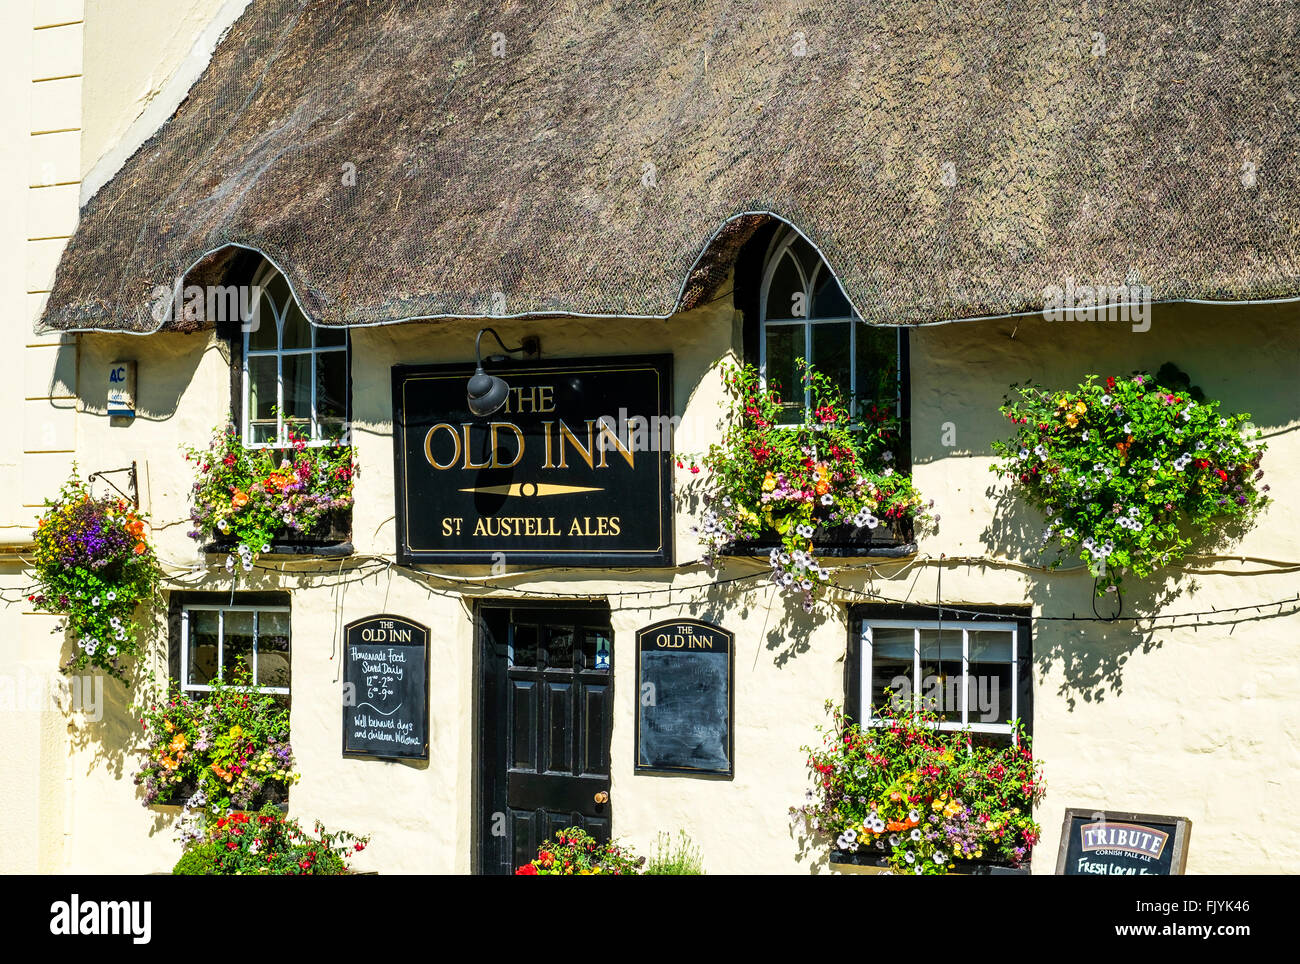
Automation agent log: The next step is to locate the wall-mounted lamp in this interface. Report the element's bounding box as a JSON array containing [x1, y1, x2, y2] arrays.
[[466, 328, 540, 417]]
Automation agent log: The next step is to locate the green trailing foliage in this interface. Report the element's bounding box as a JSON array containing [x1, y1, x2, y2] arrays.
[[992, 365, 1268, 596]]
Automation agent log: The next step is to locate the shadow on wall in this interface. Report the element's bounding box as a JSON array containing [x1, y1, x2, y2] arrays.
[[67, 331, 214, 425], [60, 603, 169, 833], [938, 299, 1300, 707]]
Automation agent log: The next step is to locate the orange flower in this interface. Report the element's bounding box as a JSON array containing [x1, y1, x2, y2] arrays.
[[264, 471, 293, 493], [133, 542, 147, 555], [815, 479, 830, 496], [231, 490, 249, 509]]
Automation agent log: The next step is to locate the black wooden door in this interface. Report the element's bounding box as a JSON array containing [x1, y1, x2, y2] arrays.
[[480, 605, 613, 875]]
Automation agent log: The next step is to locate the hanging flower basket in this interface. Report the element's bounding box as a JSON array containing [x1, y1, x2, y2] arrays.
[[184, 423, 357, 569], [992, 363, 1268, 596], [29, 474, 161, 682], [687, 362, 932, 610]]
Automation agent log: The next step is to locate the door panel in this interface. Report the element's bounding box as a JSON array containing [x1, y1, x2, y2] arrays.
[[480, 605, 613, 875]]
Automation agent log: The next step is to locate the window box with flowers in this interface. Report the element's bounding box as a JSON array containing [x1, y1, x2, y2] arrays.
[[688, 362, 932, 611], [135, 658, 298, 816], [184, 423, 357, 568], [792, 702, 1045, 876]]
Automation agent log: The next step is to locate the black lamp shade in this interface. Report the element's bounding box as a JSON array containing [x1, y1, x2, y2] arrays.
[[467, 368, 509, 417]]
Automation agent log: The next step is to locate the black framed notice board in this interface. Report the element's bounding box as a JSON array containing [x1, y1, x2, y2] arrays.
[[635, 618, 733, 776], [1056, 808, 1192, 875], [342, 614, 430, 760]]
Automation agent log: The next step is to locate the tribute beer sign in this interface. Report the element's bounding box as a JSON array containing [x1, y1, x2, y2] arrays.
[[392, 354, 674, 565], [1055, 808, 1192, 875], [342, 614, 429, 760]]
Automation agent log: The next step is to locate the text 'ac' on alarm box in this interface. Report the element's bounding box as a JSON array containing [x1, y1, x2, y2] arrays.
[[108, 361, 136, 418]]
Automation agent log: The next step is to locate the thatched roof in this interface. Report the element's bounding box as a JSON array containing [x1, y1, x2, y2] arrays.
[[38, 0, 1300, 333]]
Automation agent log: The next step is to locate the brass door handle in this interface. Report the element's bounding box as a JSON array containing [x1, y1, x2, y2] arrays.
[[593, 791, 609, 804]]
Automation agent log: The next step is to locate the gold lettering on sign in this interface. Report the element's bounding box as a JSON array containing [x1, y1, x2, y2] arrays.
[[654, 632, 714, 649], [462, 424, 492, 470], [471, 517, 563, 537], [503, 385, 558, 414], [567, 516, 622, 536], [596, 420, 635, 469], [541, 421, 556, 468], [558, 420, 596, 469], [425, 423, 462, 470], [489, 422, 524, 469]]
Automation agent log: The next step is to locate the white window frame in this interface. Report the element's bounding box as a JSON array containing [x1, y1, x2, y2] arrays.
[[859, 619, 1020, 742], [179, 602, 291, 696], [757, 226, 902, 425], [241, 262, 349, 449]]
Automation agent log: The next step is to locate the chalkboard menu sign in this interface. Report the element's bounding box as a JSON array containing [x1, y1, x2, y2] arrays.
[[342, 614, 429, 760], [635, 619, 733, 776], [1056, 808, 1192, 875]]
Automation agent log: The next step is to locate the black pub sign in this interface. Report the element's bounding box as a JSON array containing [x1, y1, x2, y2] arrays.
[[392, 354, 674, 566]]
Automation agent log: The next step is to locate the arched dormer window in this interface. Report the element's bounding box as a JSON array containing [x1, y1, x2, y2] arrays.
[[758, 226, 901, 428], [242, 261, 349, 447]]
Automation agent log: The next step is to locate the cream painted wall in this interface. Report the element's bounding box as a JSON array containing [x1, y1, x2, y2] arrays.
[[0, 0, 253, 874], [35, 294, 1300, 875], [79, 0, 246, 183]]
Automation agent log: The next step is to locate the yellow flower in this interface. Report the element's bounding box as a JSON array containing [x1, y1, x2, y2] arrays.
[[761, 472, 776, 493], [229, 725, 243, 739], [1075, 401, 1087, 415], [1065, 413, 1079, 428]]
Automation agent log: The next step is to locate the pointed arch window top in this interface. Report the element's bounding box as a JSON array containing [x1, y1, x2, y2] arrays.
[[757, 226, 902, 431], [242, 262, 349, 448]]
